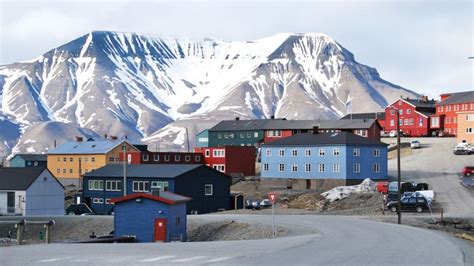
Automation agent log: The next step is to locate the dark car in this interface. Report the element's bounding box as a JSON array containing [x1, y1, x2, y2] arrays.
[[66, 203, 94, 215], [387, 195, 430, 213]]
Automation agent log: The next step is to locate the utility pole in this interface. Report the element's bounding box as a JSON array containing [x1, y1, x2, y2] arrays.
[[122, 142, 127, 196], [396, 107, 402, 224]]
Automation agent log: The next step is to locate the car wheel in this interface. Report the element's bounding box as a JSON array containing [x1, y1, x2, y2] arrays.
[[467, 173, 471, 177], [390, 206, 397, 212], [416, 206, 423, 213]]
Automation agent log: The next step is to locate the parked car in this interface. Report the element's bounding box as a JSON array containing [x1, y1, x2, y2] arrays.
[[66, 203, 94, 215], [462, 166, 474, 177], [389, 130, 398, 138], [410, 140, 421, 149], [453, 143, 473, 155], [245, 199, 261, 210], [381, 131, 390, 137], [260, 199, 272, 208], [376, 181, 389, 194], [387, 194, 430, 213]]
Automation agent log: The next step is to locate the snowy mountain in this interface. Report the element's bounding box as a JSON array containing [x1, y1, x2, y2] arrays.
[[0, 31, 417, 156]]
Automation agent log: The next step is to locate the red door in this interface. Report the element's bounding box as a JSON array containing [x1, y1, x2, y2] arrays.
[[154, 219, 167, 242]]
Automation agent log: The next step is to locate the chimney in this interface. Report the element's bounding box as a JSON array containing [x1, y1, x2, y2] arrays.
[[104, 134, 108, 139], [125, 135, 128, 139], [111, 136, 118, 140], [76, 136, 83, 142], [54, 140, 57, 148], [235, 117, 240, 120], [312, 126, 319, 134], [271, 115, 275, 119]]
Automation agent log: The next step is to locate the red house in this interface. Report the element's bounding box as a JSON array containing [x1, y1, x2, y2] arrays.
[[384, 96, 436, 137], [430, 91, 474, 136], [193, 146, 256, 177]]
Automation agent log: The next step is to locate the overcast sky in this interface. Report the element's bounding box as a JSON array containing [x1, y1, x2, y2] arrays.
[[0, 0, 472, 98]]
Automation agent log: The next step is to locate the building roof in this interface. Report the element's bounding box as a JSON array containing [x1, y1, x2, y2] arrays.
[[209, 119, 319, 131], [0, 167, 48, 190], [84, 164, 204, 178], [417, 110, 436, 118], [111, 192, 191, 205], [262, 132, 387, 147], [318, 119, 380, 130], [10, 154, 47, 162], [48, 140, 135, 155], [340, 112, 385, 120], [403, 98, 436, 108], [439, 91, 474, 105]]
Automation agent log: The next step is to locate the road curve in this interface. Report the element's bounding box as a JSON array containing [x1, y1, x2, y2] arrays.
[[0, 215, 472, 265]]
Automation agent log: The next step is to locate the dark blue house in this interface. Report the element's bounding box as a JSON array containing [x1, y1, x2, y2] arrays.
[[9, 154, 47, 168], [83, 164, 231, 215], [112, 192, 190, 242]]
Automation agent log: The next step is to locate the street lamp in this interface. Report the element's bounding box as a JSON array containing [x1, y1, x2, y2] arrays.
[[388, 106, 402, 224]]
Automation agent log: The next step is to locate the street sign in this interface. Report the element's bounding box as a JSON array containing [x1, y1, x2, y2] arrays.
[[268, 192, 276, 204]]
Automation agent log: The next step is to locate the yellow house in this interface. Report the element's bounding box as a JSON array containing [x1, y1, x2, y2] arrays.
[[457, 111, 474, 144], [47, 139, 140, 186]]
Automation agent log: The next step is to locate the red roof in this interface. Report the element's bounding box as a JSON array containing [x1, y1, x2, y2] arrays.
[[111, 192, 191, 205]]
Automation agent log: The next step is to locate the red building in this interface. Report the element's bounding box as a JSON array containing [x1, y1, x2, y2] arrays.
[[263, 129, 294, 143], [193, 146, 256, 177], [384, 96, 436, 137], [430, 91, 474, 136]]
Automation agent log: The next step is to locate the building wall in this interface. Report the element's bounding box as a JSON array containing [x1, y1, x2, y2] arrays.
[[195, 130, 209, 147], [195, 147, 255, 176], [457, 111, 474, 144], [174, 166, 231, 214], [114, 199, 187, 242], [208, 130, 263, 147], [436, 102, 474, 136], [25, 170, 64, 216], [0, 191, 26, 215], [9, 157, 26, 167], [261, 145, 387, 183], [263, 130, 293, 143], [0, 192, 8, 214], [385, 99, 431, 137]]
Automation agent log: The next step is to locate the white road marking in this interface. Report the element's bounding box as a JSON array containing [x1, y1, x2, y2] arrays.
[[140, 255, 175, 262], [38, 257, 72, 263], [204, 257, 234, 263], [171, 256, 207, 262]]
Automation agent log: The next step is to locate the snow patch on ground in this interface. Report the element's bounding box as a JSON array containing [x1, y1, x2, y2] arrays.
[[321, 178, 376, 202]]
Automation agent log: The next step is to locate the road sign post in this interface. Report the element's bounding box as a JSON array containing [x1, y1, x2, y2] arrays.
[[268, 192, 276, 238]]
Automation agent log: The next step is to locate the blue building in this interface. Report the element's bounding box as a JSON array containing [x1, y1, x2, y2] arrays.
[[0, 167, 64, 216], [83, 164, 231, 215], [112, 191, 190, 242], [9, 154, 47, 168], [260, 132, 388, 190]]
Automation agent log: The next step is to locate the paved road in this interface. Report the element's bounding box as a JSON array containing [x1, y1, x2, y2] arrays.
[[386, 137, 474, 218], [1, 215, 472, 265]]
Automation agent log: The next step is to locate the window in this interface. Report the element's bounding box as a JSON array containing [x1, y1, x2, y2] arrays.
[[69, 157, 73, 162], [153, 154, 160, 161], [63, 157, 66, 162], [291, 149, 298, 157], [418, 118, 423, 126], [164, 155, 170, 162], [218, 133, 223, 139], [205, 184, 213, 196], [267, 130, 274, 137], [305, 163, 311, 172], [143, 154, 149, 161], [404, 118, 409, 125], [176, 217, 181, 225], [185, 155, 191, 162], [466, 128, 473, 134], [246, 132, 251, 138], [195, 155, 201, 162], [390, 109, 395, 115], [390, 119, 394, 127], [333, 163, 340, 173], [63, 169, 66, 174], [263, 163, 269, 171], [353, 148, 360, 156], [466, 114, 474, 121], [105, 199, 112, 205], [106, 180, 122, 191], [399, 119, 403, 126], [85, 157, 89, 162], [319, 149, 325, 156], [431, 117, 439, 127], [373, 163, 380, 173], [57, 157, 60, 162], [279, 149, 285, 156], [213, 164, 225, 172], [254, 132, 258, 138], [151, 181, 169, 191], [373, 149, 380, 157], [56, 169, 60, 174], [240, 133, 245, 138], [109, 157, 115, 162], [132, 181, 150, 192], [91, 157, 95, 162], [279, 164, 285, 172], [224, 133, 229, 139], [353, 163, 361, 173], [305, 149, 311, 157], [92, 198, 104, 204], [205, 150, 210, 157], [213, 150, 225, 157], [399, 109, 403, 115], [89, 180, 104, 190], [319, 164, 325, 172], [175, 155, 180, 161], [266, 149, 272, 157], [333, 148, 340, 156], [291, 164, 298, 172], [69, 169, 73, 174], [407, 109, 411, 114]]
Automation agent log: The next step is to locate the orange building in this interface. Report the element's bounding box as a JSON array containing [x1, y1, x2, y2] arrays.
[[456, 111, 474, 144], [47, 138, 139, 186], [431, 91, 474, 136]]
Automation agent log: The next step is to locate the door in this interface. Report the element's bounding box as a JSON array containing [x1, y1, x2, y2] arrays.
[[306, 180, 311, 189], [7, 192, 15, 213], [154, 219, 167, 242]]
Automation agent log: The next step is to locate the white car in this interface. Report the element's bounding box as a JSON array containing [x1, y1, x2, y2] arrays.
[[410, 140, 421, 149], [389, 130, 397, 138]]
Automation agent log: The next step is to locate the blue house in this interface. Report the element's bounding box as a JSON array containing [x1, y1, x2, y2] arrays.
[[83, 164, 231, 215], [260, 132, 388, 190], [9, 154, 47, 168], [112, 192, 190, 242], [0, 167, 64, 216]]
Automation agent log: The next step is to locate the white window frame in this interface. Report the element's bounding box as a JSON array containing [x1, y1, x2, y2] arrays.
[[205, 184, 213, 196], [319, 163, 325, 172], [105, 180, 122, 191], [373, 149, 380, 157], [132, 181, 150, 192], [291, 149, 298, 157], [88, 180, 103, 191], [213, 149, 225, 157], [153, 154, 160, 161], [353, 163, 361, 173], [213, 164, 225, 172], [143, 154, 149, 161], [333, 148, 340, 156], [333, 163, 340, 173], [291, 164, 298, 172], [353, 148, 360, 157], [305, 149, 311, 157], [305, 163, 311, 173], [373, 163, 380, 173], [266, 149, 272, 157], [279, 149, 285, 157], [205, 150, 210, 157], [319, 149, 325, 156], [151, 181, 169, 191], [263, 163, 269, 172], [278, 163, 285, 172]]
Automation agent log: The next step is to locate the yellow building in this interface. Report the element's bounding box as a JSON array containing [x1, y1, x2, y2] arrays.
[[47, 139, 140, 186], [457, 111, 474, 144]]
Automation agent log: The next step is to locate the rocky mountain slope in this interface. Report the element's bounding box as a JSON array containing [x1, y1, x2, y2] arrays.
[[0, 31, 417, 156]]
